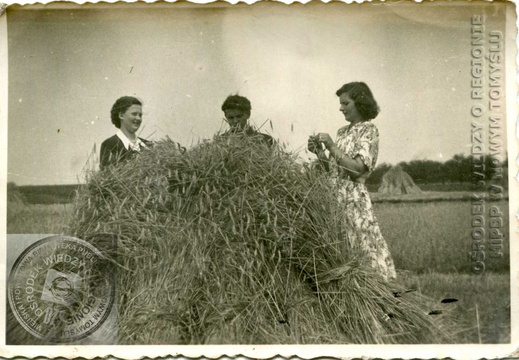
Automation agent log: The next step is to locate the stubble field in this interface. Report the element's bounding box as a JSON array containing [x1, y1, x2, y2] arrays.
[[6, 199, 510, 344], [375, 200, 510, 343]]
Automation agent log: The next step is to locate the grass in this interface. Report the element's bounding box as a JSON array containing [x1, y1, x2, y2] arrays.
[[375, 201, 510, 274], [371, 191, 509, 203], [11, 184, 80, 204], [402, 272, 510, 344], [365, 181, 477, 193], [6, 203, 72, 234], [418, 182, 484, 192]]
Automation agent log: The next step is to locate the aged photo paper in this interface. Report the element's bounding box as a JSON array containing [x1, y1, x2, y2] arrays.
[[0, 0, 518, 358]]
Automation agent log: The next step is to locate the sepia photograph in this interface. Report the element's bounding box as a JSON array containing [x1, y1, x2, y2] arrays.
[[0, 1, 517, 358]]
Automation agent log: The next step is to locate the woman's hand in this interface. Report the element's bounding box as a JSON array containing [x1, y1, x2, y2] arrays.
[[308, 135, 330, 172], [317, 133, 334, 149], [307, 136, 322, 154]]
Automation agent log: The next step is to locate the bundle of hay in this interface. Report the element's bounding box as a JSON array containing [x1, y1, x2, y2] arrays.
[[378, 165, 422, 196], [70, 135, 449, 344]]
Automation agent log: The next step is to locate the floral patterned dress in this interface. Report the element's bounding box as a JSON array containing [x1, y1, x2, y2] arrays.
[[333, 121, 396, 281]]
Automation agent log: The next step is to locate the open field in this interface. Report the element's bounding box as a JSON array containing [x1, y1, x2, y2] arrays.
[[371, 190, 509, 203], [365, 181, 488, 193], [6, 203, 72, 234], [11, 184, 80, 204], [402, 272, 510, 344], [6, 199, 510, 343], [375, 200, 510, 274], [11, 180, 507, 205]]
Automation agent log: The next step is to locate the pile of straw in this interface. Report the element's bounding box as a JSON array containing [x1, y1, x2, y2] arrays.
[[70, 135, 450, 344], [378, 165, 422, 196]]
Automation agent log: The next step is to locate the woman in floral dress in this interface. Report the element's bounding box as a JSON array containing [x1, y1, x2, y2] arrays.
[[308, 82, 396, 281]]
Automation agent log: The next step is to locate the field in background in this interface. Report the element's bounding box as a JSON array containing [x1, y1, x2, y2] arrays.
[[6, 199, 510, 343], [10, 181, 486, 205], [7, 203, 72, 234], [365, 181, 476, 193], [402, 272, 510, 343], [375, 201, 510, 274], [8, 184, 79, 204]]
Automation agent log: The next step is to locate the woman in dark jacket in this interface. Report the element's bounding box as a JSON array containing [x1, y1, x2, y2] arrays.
[[100, 96, 151, 169]]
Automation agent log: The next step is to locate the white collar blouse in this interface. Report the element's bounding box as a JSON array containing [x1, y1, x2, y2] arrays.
[[116, 129, 146, 152]]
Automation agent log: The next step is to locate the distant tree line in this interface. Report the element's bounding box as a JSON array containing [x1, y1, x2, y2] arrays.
[[367, 154, 509, 188], [7, 183, 79, 204]]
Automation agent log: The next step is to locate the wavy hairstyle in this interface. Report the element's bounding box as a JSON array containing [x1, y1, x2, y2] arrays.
[[336, 82, 379, 121], [110, 96, 143, 128]]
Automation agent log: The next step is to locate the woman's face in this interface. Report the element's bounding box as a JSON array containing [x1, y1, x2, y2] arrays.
[[339, 93, 362, 123], [119, 104, 143, 135]]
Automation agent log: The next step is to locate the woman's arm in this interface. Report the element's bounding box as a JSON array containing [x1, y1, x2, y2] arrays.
[[99, 140, 110, 170], [317, 133, 368, 179], [328, 144, 367, 179]]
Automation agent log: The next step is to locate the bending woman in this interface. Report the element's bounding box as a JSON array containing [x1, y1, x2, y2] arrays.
[[308, 82, 396, 281], [100, 96, 151, 169]]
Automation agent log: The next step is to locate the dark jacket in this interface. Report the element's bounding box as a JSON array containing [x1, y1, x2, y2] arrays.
[[221, 126, 275, 148], [100, 135, 152, 170]]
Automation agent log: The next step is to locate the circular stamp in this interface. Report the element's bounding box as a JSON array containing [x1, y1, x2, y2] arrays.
[[8, 235, 115, 343]]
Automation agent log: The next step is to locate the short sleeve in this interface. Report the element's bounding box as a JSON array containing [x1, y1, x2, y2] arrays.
[[353, 123, 379, 172]]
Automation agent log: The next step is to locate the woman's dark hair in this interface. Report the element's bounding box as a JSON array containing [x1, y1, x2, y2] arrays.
[[221, 95, 251, 116], [336, 82, 379, 120], [110, 96, 142, 128]]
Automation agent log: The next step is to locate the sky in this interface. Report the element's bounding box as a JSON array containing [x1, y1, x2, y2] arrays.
[[5, 1, 512, 185]]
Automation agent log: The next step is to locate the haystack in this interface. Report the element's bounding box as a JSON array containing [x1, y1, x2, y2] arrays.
[[69, 136, 449, 344], [378, 165, 422, 195]]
